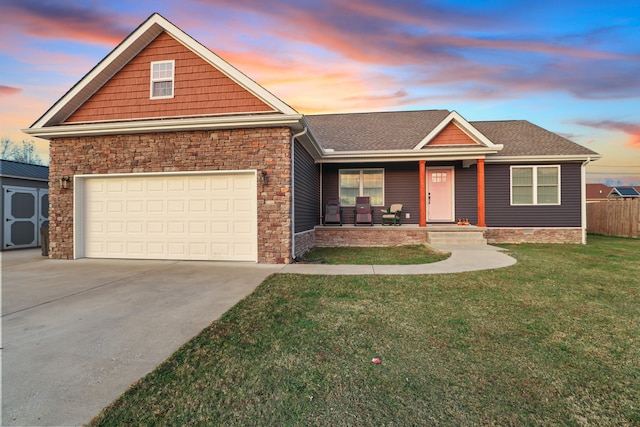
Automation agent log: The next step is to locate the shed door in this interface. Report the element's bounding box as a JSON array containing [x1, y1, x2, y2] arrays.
[[3, 186, 49, 250], [80, 172, 257, 261]]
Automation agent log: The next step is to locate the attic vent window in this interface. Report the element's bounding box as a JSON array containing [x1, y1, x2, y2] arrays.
[[150, 60, 174, 99]]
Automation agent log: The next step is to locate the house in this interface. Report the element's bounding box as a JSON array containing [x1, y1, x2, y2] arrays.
[[608, 187, 640, 199], [24, 13, 600, 263], [1, 160, 49, 250], [586, 183, 612, 202]]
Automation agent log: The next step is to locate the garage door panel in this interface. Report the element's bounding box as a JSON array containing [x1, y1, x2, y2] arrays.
[[82, 173, 257, 261]]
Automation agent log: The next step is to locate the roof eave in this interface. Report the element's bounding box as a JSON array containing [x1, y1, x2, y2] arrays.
[[316, 146, 502, 163], [23, 114, 304, 139], [485, 154, 602, 163]]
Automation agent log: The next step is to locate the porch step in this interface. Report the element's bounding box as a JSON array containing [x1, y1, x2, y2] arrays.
[[427, 230, 487, 246]]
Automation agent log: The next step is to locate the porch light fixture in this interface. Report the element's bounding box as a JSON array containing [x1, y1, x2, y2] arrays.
[[60, 176, 71, 189], [261, 170, 268, 184]]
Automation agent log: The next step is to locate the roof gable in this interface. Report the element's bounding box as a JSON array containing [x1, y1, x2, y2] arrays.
[[609, 187, 640, 198], [28, 13, 297, 132], [65, 32, 273, 123], [414, 111, 498, 150]]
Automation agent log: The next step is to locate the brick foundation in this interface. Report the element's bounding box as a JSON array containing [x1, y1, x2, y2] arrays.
[[485, 228, 583, 244], [48, 128, 292, 263], [315, 226, 429, 248], [294, 229, 316, 259]]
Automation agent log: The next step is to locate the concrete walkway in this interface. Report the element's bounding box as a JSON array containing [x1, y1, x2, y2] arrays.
[[279, 244, 517, 275]]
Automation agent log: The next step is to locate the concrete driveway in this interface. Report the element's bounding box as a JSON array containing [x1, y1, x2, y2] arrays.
[[2, 249, 281, 427]]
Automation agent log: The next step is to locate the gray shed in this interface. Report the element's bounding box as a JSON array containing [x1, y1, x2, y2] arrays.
[[1, 160, 49, 250]]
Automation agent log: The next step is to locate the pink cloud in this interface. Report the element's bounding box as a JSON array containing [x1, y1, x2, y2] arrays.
[[0, 86, 22, 97], [1, 0, 132, 45], [577, 120, 640, 149]]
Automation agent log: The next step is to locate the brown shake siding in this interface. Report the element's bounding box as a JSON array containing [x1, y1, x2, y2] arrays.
[[454, 163, 479, 223], [48, 127, 293, 263], [428, 122, 481, 146], [66, 32, 272, 124], [485, 162, 583, 227]]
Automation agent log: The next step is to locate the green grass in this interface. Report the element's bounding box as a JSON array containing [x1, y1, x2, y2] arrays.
[[89, 235, 640, 426], [303, 245, 449, 264]]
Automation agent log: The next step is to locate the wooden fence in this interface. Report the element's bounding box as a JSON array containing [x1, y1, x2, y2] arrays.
[[587, 199, 640, 238]]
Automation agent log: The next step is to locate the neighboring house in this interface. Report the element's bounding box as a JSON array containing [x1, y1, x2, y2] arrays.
[[24, 13, 600, 263], [586, 183, 612, 202], [608, 187, 640, 199], [1, 160, 49, 250]]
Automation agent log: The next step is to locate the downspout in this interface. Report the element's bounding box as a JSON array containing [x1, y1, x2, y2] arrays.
[[581, 157, 592, 244], [290, 127, 308, 262]]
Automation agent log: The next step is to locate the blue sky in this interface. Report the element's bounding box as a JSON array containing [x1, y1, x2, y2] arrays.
[[1, 0, 639, 184]]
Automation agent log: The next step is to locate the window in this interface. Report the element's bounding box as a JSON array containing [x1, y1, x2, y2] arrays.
[[339, 169, 384, 206], [432, 172, 447, 183], [150, 60, 174, 99], [511, 166, 560, 205]]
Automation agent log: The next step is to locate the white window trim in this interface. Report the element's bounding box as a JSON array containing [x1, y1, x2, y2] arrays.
[[339, 168, 385, 206], [150, 60, 175, 99], [510, 165, 561, 206]]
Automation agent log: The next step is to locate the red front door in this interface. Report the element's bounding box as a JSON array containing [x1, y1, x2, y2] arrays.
[[427, 168, 454, 222]]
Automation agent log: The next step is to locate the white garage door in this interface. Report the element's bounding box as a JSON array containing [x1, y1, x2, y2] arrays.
[[79, 172, 257, 261]]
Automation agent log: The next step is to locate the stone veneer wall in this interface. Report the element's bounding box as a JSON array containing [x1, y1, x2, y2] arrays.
[[48, 128, 292, 263], [293, 230, 316, 259], [485, 228, 583, 244]]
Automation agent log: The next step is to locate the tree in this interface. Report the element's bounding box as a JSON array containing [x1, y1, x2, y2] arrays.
[[0, 137, 44, 165]]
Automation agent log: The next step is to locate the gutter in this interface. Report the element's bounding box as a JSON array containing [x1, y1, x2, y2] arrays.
[[23, 114, 304, 139], [290, 127, 308, 262], [581, 156, 594, 244]]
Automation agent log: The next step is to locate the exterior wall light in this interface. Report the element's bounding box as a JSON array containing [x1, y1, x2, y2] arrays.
[[60, 176, 71, 189]]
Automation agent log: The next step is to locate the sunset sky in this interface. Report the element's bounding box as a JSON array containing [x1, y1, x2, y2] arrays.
[[1, 0, 639, 184]]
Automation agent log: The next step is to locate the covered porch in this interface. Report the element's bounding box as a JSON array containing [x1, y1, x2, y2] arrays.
[[312, 224, 487, 248]]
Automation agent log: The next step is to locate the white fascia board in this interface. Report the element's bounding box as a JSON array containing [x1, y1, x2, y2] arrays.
[[31, 16, 164, 129], [315, 146, 501, 163], [156, 15, 298, 115], [485, 154, 602, 163], [23, 114, 304, 139], [413, 111, 498, 150]]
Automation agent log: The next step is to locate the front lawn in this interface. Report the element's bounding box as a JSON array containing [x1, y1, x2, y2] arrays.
[[303, 244, 449, 264], [89, 235, 640, 426]]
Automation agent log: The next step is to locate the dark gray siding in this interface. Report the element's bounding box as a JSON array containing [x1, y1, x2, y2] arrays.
[[294, 141, 320, 233], [322, 162, 420, 225], [485, 162, 582, 227], [454, 164, 478, 223]]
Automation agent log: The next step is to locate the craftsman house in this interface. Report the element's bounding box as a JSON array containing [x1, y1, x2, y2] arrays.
[[25, 13, 599, 263]]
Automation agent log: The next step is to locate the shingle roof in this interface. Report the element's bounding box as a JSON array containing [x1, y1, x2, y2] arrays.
[[586, 183, 611, 199], [305, 110, 598, 158], [470, 120, 599, 157], [0, 159, 49, 181], [306, 110, 450, 151]]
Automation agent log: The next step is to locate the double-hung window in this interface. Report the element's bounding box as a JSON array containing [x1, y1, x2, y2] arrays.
[[511, 165, 560, 205], [150, 60, 174, 99], [339, 169, 384, 206]]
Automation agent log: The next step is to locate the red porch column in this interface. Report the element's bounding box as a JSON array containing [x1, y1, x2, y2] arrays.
[[477, 158, 486, 227], [419, 160, 427, 227]]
